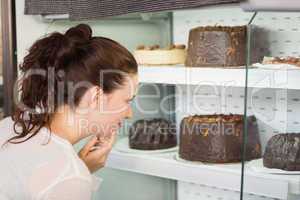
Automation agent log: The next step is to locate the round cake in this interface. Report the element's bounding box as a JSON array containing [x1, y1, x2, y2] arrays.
[[185, 26, 247, 67], [129, 118, 177, 150], [133, 44, 186, 65], [263, 133, 300, 171], [179, 114, 262, 163]]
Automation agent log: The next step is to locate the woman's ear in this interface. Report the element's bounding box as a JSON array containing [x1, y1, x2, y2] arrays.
[[78, 86, 104, 111], [90, 86, 104, 110]]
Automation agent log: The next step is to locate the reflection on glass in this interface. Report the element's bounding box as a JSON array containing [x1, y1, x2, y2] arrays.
[[244, 11, 300, 200]]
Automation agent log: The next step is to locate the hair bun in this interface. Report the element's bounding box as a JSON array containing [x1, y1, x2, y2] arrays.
[[65, 24, 92, 41]]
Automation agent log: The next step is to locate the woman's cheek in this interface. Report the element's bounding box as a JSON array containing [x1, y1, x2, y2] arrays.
[[119, 102, 130, 113]]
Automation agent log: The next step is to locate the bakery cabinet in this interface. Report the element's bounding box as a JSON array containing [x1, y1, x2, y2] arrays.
[[107, 5, 300, 200], [243, 10, 300, 200]]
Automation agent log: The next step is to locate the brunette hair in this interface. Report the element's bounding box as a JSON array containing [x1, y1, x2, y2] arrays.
[[9, 24, 137, 144]]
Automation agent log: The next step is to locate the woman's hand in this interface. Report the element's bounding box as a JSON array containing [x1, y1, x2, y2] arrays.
[[78, 131, 117, 173]]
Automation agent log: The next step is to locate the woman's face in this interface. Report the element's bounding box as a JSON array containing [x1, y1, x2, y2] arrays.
[[85, 74, 139, 136]]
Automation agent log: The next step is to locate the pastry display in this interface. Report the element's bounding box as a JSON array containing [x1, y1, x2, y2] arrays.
[[185, 26, 247, 67], [179, 114, 262, 163], [133, 44, 186, 65], [262, 56, 300, 67], [263, 133, 300, 171], [129, 118, 177, 150]]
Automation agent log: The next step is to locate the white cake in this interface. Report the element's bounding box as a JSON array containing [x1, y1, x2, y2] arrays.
[[262, 56, 300, 67], [134, 45, 186, 65]]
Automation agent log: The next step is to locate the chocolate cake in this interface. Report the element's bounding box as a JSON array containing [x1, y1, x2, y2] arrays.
[[263, 133, 300, 171], [179, 114, 261, 163], [185, 26, 247, 67], [129, 118, 177, 150]]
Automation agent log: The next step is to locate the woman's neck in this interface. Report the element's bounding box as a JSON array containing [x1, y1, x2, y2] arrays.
[[49, 106, 84, 145]]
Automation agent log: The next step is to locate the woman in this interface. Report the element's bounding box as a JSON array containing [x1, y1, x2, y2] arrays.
[[0, 24, 138, 199]]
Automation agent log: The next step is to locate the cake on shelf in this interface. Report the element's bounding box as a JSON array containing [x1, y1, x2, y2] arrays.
[[263, 56, 300, 67], [133, 44, 186, 65], [179, 114, 262, 163], [129, 118, 177, 150], [263, 133, 300, 171], [185, 26, 247, 67]]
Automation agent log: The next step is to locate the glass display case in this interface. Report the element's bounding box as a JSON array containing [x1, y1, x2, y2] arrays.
[[108, 5, 300, 200], [243, 11, 300, 200]]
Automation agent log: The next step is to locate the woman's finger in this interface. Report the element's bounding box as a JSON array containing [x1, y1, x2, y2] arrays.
[[90, 144, 111, 158], [107, 130, 117, 147], [79, 136, 99, 156], [97, 129, 117, 147]]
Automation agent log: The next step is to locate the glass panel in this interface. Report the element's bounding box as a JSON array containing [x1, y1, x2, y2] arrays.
[[242, 11, 300, 200], [171, 7, 252, 200]]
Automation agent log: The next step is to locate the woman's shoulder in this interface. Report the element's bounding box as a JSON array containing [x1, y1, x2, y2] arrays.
[[0, 117, 16, 144], [0, 117, 14, 129], [0, 117, 90, 177], [0, 117, 95, 198]]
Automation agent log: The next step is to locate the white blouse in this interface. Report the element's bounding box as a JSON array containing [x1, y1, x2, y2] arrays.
[[0, 117, 101, 200]]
